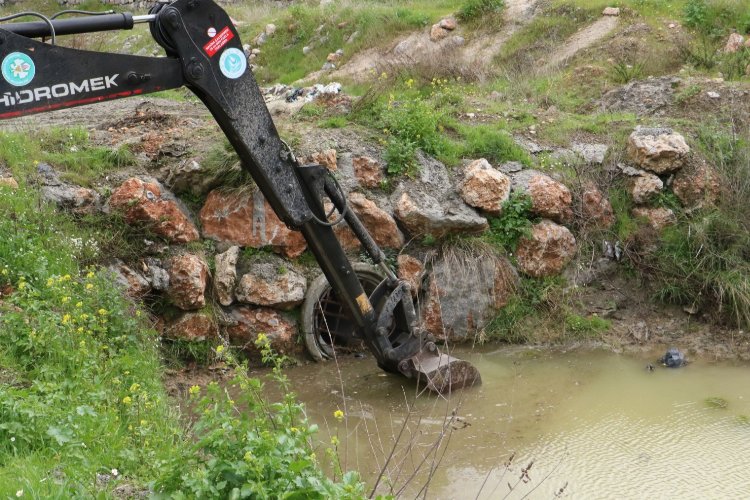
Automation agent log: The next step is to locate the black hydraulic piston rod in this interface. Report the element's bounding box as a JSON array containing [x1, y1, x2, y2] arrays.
[[0, 12, 153, 38]]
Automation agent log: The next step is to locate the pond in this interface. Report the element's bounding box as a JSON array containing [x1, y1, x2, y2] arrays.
[[269, 347, 750, 498]]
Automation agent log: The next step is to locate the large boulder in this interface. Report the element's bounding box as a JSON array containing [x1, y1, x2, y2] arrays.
[[580, 185, 615, 229], [348, 193, 404, 249], [724, 33, 745, 53], [421, 249, 518, 341], [165, 312, 219, 341], [167, 253, 208, 311], [516, 220, 577, 277], [0, 176, 18, 189], [214, 246, 240, 307], [512, 170, 573, 223], [397, 254, 425, 297], [459, 159, 512, 215], [392, 153, 488, 238], [107, 260, 151, 298], [627, 127, 689, 174], [306, 149, 338, 171], [235, 256, 306, 310], [224, 306, 300, 358], [630, 171, 663, 204], [671, 160, 720, 210], [42, 184, 100, 214], [109, 178, 199, 243], [199, 189, 307, 259], [142, 257, 170, 292]]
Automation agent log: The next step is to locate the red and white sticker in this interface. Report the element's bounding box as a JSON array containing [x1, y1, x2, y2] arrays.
[[203, 26, 234, 57]]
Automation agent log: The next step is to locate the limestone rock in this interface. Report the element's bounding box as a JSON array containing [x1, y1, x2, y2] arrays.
[[572, 143, 609, 164], [421, 250, 518, 341], [307, 149, 337, 171], [439, 17, 457, 30], [265, 23, 277, 36], [459, 159, 511, 215], [627, 127, 689, 174], [166, 312, 218, 341], [0, 177, 18, 189], [602, 7, 620, 16], [430, 24, 450, 42], [513, 170, 573, 223], [397, 254, 425, 297], [214, 246, 240, 307], [352, 155, 384, 188], [108, 260, 150, 298], [348, 193, 404, 249], [724, 33, 745, 53], [199, 189, 307, 259], [142, 257, 169, 291], [235, 257, 306, 310], [630, 171, 663, 204], [109, 178, 199, 243], [516, 220, 577, 277], [168, 253, 208, 311], [42, 184, 101, 215], [163, 158, 222, 196], [672, 160, 720, 210], [394, 190, 488, 238], [581, 185, 615, 229], [225, 306, 299, 357], [632, 206, 676, 231]]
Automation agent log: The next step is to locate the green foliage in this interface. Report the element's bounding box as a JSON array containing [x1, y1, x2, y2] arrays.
[[683, 0, 750, 37], [0, 187, 181, 495], [155, 338, 365, 498], [564, 313, 611, 337], [609, 187, 639, 241], [485, 192, 534, 252], [458, 124, 532, 166], [457, 0, 505, 21], [202, 138, 254, 189], [384, 137, 418, 176], [319, 116, 349, 129], [609, 60, 645, 84]]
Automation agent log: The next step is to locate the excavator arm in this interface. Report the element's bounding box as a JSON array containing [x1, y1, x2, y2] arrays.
[[0, 0, 480, 393]]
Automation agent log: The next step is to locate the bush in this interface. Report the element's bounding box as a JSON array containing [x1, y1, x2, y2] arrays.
[[458, 0, 505, 21], [484, 192, 534, 253]]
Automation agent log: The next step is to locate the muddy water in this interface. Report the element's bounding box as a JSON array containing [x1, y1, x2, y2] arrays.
[[271, 348, 750, 499]]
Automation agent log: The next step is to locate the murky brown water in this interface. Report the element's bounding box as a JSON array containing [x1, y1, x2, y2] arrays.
[[265, 347, 750, 499]]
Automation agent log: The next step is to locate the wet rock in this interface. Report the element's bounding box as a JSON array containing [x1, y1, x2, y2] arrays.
[[459, 159, 511, 216], [306, 149, 338, 171], [42, 184, 101, 215], [108, 259, 150, 298], [627, 127, 689, 174], [109, 178, 199, 243], [672, 160, 720, 210], [512, 170, 573, 223], [660, 347, 686, 368], [580, 185, 615, 229], [199, 189, 307, 259], [572, 143, 609, 164], [516, 220, 577, 277], [166, 312, 218, 341], [397, 254, 425, 297], [724, 33, 745, 53], [602, 7, 620, 16], [142, 257, 169, 291], [214, 246, 240, 307], [348, 193, 404, 249], [0, 176, 18, 189], [430, 24, 450, 42], [167, 253, 208, 311], [224, 306, 299, 357], [235, 256, 306, 310], [632, 206, 676, 230], [352, 155, 384, 188], [421, 249, 518, 341]]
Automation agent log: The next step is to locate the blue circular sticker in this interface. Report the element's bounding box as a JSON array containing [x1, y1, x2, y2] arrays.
[[219, 48, 247, 79], [2, 52, 35, 87]]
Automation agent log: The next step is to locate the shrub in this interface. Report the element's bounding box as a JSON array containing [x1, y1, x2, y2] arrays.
[[485, 192, 534, 253], [457, 0, 505, 21]]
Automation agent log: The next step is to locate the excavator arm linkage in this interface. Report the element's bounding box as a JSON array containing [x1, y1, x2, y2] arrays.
[[0, 0, 480, 393]]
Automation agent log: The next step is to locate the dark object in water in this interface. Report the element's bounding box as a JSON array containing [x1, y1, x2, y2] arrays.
[[660, 348, 686, 368], [646, 363, 655, 372]]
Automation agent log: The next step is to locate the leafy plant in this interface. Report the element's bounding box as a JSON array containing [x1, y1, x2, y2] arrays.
[[457, 0, 505, 21], [485, 192, 534, 253]]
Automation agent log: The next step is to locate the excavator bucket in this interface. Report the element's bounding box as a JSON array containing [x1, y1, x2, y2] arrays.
[[407, 349, 482, 394]]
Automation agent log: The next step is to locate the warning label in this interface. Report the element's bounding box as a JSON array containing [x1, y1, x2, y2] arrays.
[[203, 26, 234, 57]]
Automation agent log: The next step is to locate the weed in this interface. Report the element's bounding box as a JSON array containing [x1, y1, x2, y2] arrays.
[[319, 116, 349, 129], [484, 192, 534, 253], [609, 60, 645, 84], [564, 313, 611, 337], [457, 0, 505, 21], [458, 124, 532, 166]]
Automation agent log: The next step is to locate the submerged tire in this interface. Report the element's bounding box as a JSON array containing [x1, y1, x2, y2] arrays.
[[301, 263, 385, 361]]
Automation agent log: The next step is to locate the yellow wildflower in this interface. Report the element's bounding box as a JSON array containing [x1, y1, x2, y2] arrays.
[[244, 451, 253, 462], [75, 302, 83, 308], [85, 284, 94, 290], [189, 385, 201, 396], [333, 410, 344, 421], [86, 271, 95, 279], [216, 345, 225, 354], [129, 383, 141, 393], [62, 314, 71, 324], [331, 436, 339, 446], [122, 396, 132, 405], [61, 296, 70, 304], [17, 282, 25, 290], [97, 308, 107, 316]]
